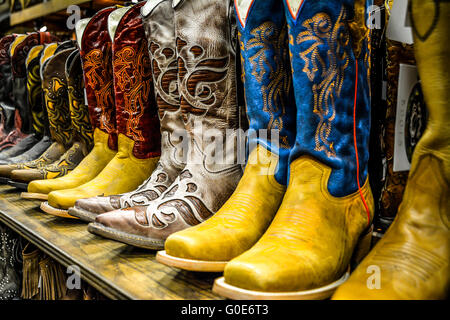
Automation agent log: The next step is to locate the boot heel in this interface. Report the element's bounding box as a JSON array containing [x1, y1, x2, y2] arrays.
[[351, 224, 373, 268]]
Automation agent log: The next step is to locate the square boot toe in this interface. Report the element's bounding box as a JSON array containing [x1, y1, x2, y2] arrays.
[[28, 179, 55, 194]]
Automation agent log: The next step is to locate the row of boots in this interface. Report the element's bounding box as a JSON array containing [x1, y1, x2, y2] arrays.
[[0, 0, 447, 300]]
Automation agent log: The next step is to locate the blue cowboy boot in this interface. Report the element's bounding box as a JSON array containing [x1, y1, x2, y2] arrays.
[[214, 0, 375, 300], [157, 0, 297, 272]]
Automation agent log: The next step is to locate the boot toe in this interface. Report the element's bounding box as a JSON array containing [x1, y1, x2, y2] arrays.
[[0, 165, 15, 178], [10, 169, 43, 183], [95, 209, 140, 235], [75, 196, 117, 214], [28, 180, 54, 194], [48, 189, 79, 210], [165, 232, 207, 261]]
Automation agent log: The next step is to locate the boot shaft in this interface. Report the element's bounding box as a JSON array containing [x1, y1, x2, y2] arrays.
[[78, 7, 118, 152], [284, 0, 371, 197], [141, 0, 185, 171], [25, 44, 46, 138], [235, 0, 297, 185], [65, 49, 94, 150], [0, 34, 17, 105], [110, 2, 161, 159], [42, 47, 76, 147], [174, 0, 239, 131]]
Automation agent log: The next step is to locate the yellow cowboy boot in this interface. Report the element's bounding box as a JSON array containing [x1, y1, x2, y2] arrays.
[[213, 0, 375, 300], [42, 3, 160, 218], [332, 0, 450, 300], [157, 0, 296, 272]]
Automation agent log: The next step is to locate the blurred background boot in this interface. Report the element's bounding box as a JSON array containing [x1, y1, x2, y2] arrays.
[[45, 3, 161, 218], [333, 0, 450, 300]]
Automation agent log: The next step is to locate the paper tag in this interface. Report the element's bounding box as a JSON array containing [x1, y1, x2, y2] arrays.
[[393, 64, 419, 172], [386, 0, 414, 44]]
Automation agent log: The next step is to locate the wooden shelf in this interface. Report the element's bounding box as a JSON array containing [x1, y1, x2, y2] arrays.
[[10, 0, 91, 26], [0, 185, 221, 300]]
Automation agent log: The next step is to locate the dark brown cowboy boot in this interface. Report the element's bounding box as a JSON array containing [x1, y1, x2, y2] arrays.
[[0, 34, 18, 142], [88, 0, 242, 250], [9, 44, 78, 190], [0, 43, 66, 187]]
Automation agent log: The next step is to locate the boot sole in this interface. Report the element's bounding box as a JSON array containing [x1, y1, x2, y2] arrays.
[[40, 202, 78, 219], [21, 192, 49, 201], [67, 207, 99, 223], [8, 180, 28, 190], [0, 177, 11, 184], [156, 250, 228, 272], [212, 270, 350, 300], [88, 222, 164, 250]]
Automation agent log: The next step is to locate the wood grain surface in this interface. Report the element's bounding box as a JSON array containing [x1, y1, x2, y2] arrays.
[[0, 185, 221, 300]]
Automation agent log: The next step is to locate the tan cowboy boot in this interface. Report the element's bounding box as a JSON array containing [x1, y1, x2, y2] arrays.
[[332, 0, 450, 300]]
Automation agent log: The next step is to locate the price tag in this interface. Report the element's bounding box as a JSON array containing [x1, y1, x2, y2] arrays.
[[386, 0, 414, 44]]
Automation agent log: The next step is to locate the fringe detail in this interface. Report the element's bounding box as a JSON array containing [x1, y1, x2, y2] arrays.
[[20, 243, 40, 300], [38, 255, 66, 300]]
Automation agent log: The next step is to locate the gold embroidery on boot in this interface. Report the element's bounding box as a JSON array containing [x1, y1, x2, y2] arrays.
[[84, 49, 115, 134], [113, 41, 152, 142], [246, 21, 291, 148], [44, 77, 72, 146], [297, 9, 350, 158]]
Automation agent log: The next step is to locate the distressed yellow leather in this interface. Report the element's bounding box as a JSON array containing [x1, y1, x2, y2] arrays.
[[28, 129, 116, 194], [47, 133, 159, 210], [332, 0, 449, 300], [165, 145, 286, 262], [223, 156, 374, 292]]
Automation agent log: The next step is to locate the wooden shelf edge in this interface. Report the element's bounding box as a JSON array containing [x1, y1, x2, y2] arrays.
[[10, 0, 91, 26], [0, 202, 133, 300]]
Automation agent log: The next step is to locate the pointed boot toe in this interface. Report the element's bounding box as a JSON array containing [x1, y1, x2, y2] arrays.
[[75, 195, 121, 214]]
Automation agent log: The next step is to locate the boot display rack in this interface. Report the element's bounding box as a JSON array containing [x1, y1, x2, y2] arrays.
[[0, 184, 220, 299]]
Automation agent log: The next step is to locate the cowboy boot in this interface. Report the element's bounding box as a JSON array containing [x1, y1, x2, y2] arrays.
[[69, 0, 185, 222], [0, 43, 53, 166], [88, 0, 242, 250], [25, 49, 95, 202], [0, 43, 66, 187], [156, 0, 297, 272], [0, 32, 57, 153], [0, 44, 51, 164], [43, 3, 161, 218], [0, 34, 18, 142], [9, 45, 78, 190], [333, 0, 449, 300], [213, 0, 374, 300], [19, 10, 120, 201]]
